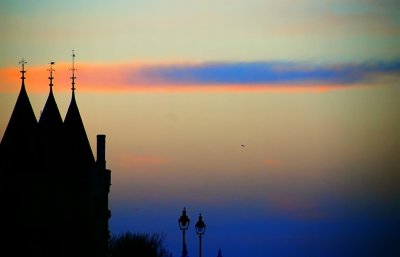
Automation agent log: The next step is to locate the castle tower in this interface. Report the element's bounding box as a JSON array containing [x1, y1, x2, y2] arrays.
[[0, 59, 40, 256], [0, 57, 111, 257], [62, 51, 111, 257]]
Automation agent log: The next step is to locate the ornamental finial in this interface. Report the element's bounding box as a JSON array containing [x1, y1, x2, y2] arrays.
[[70, 50, 76, 91], [19, 58, 27, 81], [48, 61, 55, 88]]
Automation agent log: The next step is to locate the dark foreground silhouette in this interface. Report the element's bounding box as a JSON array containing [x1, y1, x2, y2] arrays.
[[109, 232, 170, 257]]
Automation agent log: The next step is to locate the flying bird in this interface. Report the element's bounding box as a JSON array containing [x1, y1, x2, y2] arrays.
[[241, 144, 246, 147]]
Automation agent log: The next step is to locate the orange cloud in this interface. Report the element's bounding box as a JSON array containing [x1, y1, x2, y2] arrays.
[[262, 159, 282, 167]]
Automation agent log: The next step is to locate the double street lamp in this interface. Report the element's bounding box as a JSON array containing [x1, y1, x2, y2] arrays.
[[195, 214, 206, 257], [178, 209, 206, 257]]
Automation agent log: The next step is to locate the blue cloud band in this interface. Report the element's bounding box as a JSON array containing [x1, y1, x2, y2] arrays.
[[140, 60, 400, 85]]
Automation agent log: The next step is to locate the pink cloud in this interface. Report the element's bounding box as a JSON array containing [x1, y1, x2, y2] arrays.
[[117, 152, 172, 168], [267, 195, 329, 221]]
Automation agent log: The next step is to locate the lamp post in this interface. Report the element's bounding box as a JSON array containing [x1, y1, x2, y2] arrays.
[[195, 214, 206, 257], [178, 208, 190, 257]]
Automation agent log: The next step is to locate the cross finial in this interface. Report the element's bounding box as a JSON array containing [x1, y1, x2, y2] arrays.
[[70, 50, 76, 91], [48, 61, 55, 87], [19, 58, 27, 81]]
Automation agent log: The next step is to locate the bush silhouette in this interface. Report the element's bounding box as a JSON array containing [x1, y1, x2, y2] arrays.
[[109, 231, 170, 257]]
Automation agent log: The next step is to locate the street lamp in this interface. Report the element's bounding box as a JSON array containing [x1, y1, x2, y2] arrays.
[[178, 208, 190, 257], [195, 214, 206, 257]]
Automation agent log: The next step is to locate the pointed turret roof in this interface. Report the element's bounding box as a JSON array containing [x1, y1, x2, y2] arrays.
[[38, 87, 63, 128], [1, 59, 37, 147], [38, 62, 63, 129], [64, 91, 95, 167], [64, 52, 95, 168]]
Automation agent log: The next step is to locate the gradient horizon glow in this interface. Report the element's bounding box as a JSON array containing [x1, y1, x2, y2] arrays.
[[1, 1, 399, 257]]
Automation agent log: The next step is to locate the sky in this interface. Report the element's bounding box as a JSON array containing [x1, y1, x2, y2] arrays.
[[1, 1, 400, 257]]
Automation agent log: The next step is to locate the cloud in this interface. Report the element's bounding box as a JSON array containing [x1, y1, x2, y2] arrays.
[[117, 152, 172, 168], [139, 60, 400, 85], [266, 194, 329, 221], [262, 159, 282, 168], [1, 59, 399, 93]]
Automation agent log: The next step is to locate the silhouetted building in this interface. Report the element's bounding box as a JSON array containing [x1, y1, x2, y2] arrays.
[[0, 58, 111, 257]]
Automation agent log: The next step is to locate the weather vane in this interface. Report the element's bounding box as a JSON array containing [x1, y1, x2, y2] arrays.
[[48, 61, 55, 87], [19, 58, 27, 80], [70, 50, 76, 91]]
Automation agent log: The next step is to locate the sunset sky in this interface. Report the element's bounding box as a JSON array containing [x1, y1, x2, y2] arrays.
[[1, 1, 400, 257]]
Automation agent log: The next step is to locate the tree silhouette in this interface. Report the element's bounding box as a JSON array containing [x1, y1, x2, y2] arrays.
[[109, 232, 170, 257]]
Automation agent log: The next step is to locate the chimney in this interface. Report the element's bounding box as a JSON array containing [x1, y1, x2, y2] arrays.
[[97, 134, 106, 169]]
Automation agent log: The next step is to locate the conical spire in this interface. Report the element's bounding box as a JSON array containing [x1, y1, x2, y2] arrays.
[[1, 59, 37, 147], [38, 61, 63, 128], [64, 51, 95, 168]]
